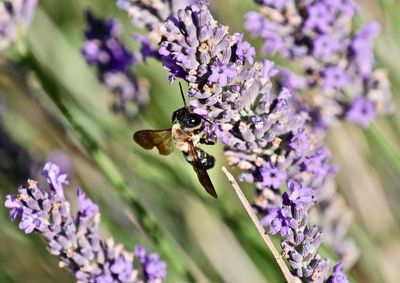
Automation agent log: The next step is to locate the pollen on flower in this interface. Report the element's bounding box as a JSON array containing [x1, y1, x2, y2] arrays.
[[27, 179, 38, 188]]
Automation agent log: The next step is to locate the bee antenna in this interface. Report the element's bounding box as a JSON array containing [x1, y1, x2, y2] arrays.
[[179, 82, 188, 108], [200, 116, 213, 125]]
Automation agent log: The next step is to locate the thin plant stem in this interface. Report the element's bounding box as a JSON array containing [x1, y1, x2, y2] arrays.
[[222, 167, 299, 283], [368, 123, 400, 172]]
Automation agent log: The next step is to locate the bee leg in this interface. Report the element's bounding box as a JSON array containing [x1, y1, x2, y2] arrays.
[[200, 137, 215, 145]]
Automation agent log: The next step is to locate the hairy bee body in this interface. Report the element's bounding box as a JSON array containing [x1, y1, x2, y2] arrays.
[[171, 107, 215, 169], [133, 104, 218, 198], [171, 123, 199, 152]]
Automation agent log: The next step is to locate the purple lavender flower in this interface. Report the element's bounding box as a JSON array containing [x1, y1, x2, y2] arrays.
[[208, 60, 238, 87], [289, 128, 310, 158], [326, 262, 349, 283], [245, 0, 364, 268], [157, 3, 339, 281], [42, 161, 68, 198], [245, 0, 392, 129], [346, 96, 376, 128], [82, 10, 149, 118], [135, 245, 167, 282], [5, 162, 166, 282], [260, 162, 287, 190], [322, 66, 351, 91], [236, 34, 256, 64], [304, 2, 334, 33], [312, 35, 341, 61], [0, 0, 37, 49], [261, 180, 335, 281], [350, 22, 381, 78]]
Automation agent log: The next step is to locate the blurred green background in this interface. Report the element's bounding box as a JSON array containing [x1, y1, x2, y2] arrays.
[[0, 1, 399, 282]]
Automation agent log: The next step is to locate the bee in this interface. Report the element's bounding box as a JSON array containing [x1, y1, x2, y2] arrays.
[[133, 83, 218, 198]]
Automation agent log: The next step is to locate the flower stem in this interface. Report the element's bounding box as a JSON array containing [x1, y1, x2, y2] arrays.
[[368, 123, 400, 172], [222, 167, 300, 283]]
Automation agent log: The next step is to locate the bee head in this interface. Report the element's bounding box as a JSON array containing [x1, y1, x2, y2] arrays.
[[172, 107, 202, 128]]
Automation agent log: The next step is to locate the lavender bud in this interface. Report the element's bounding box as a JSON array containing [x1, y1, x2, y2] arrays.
[[326, 262, 350, 283]]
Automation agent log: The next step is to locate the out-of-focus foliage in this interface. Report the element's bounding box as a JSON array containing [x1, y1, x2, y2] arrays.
[[0, 1, 399, 283]]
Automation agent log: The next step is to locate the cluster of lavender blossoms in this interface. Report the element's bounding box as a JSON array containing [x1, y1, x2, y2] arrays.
[[245, 0, 393, 130], [82, 11, 149, 118], [116, 0, 187, 36], [0, 0, 37, 50], [5, 162, 166, 283], [155, 3, 349, 281]]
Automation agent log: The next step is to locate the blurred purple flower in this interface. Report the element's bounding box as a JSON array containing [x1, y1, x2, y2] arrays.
[[245, 0, 393, 129], [351, 22, 381, 77], [313, 35, 341, 61], [322, 66, 351, 91], [46, 150, 73, 176], [116, 0, 187, 31], [0, 0, 37, 49], [132, 33, 160, 62], [326, 262, 349, 283], [304, 3, 334, 33], [346, 96, 376, 127], [83, 11, 133, 72], [82, 10, 149, 118]]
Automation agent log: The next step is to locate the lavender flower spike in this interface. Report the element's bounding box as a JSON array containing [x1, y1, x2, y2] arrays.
[[0, 0, 37, 50], [82, 10, 149, 118], [5, 162, 166, 282], [158, 3, 343, 281], [261, 180, 331, 281], [245, 0, 393, 130]]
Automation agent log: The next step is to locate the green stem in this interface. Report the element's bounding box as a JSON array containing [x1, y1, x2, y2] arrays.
[[367, 123, 400, 172], [22, 52, 195, 282]]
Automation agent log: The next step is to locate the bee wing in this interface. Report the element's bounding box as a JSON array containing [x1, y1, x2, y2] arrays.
[[133, 129, 173, 156], [188, 142, 218, 199]]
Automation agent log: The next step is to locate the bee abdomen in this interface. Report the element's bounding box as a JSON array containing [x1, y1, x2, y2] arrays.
[[183, 148, 215, 170], [200, 154, 215, 170]]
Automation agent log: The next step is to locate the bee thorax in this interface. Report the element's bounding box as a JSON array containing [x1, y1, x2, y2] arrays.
[[172, 123, 200, 151]]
